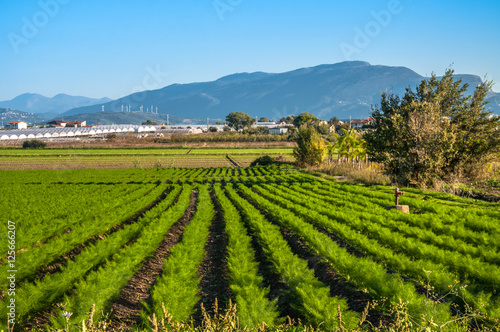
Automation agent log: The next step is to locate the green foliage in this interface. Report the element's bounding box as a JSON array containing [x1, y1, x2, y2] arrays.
[[365, 69, 500, 187], [250, 155, 274, 166], [141, 119, 158, 125], [293, 112, 316, 127], [225, 111, 256, 131], [214, 185, 280, 327], [259, 117, 269, 122], [293, 126, 326, 166], [150, 185, 214, 322], [315, 123, 330, 135], [329, 128, 367, 165], [208, 126, 218, 132], [22, 139, 47, 149], [226, 185, 359, 330], [280, 115, 296, 124]]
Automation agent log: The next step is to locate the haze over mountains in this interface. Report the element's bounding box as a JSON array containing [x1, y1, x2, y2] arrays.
[[0, 93, 111, 120], [2, 62, 499, 125]]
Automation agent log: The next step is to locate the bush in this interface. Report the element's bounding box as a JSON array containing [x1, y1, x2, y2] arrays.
[[250, 155, 275, 166], [22, 139, 47, 149], [293, 126, 326, 167]]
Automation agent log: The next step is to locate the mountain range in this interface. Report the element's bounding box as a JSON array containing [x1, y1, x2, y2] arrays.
[[0, 93, 111, 119], [2, 62, 499, 124]]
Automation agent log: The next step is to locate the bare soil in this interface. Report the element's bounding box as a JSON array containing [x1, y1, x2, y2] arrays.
[[192, 190, 231, 325], [109, 190, 198, 331]]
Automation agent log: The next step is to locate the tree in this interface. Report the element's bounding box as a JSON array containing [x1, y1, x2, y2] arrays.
[[293, 112, 316, 127], [142, 120, 157, 125], [365, 69, 500, 187], [259, 117, 269, 122], [225, 111, 256, 131], [293, 126, 326, 166], [280, 115, 296, 124]]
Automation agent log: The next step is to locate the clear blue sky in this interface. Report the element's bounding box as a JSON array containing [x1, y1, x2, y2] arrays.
[[1, 0, 499, 101]]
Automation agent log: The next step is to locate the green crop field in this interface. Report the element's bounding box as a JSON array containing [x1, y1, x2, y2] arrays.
[[0, 147, 294, 169], [0, 167, 499, 331]]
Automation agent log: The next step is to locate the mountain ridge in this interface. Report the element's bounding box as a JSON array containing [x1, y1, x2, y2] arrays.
[[0, 93, 111, 118], [4, 62, 499, 123]]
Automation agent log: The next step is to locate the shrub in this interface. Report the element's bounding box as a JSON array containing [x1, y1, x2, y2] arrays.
[[250, 155, 275, 166], [22, 139, 47, 149], [293, 126, 326, 167]]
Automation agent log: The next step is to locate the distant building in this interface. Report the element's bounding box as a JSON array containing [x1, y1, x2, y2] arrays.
[[269, 127, 288, 135], [47, 120, 86, 128], [351, 117, 374, 128], [5, 121, 27, 129]]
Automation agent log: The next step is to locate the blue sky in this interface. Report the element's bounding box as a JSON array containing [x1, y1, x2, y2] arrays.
[[1, 0, 499, 101]]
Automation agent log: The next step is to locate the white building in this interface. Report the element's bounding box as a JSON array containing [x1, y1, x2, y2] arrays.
[[5, 121, 27, 129], [269, 127, 289, 135]]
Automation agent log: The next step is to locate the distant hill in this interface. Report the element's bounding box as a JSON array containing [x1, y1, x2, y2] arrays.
[[62, 111, 218, 126], [62, 61, 498, 120], [486, 92, 500, 115], [0, 93, 111, 118], [0, 108, 48, 126]]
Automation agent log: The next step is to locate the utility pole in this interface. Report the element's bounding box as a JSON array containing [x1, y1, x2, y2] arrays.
[[167, 114, 169, 126]]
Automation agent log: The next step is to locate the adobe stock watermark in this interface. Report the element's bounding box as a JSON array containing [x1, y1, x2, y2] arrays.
[[109, 64, 169, 111], [213, 0, 243, 21], [340, 0, 407, 60], [7, 0, 70, 54]]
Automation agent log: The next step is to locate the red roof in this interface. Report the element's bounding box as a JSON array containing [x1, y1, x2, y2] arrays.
[[9, 121, 25, 124]]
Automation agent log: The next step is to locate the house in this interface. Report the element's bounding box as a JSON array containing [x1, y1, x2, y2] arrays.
[[47, 120, 67, 127], [269, 127, 289, 135], [47, 120, 86, 128], [350, 117, 375, 128], [65, 120, 87, 127], [5, 121, 27, 129]]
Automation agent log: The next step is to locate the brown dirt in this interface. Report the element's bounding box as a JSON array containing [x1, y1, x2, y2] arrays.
[[226, 155, 240, 167], [461, 183, 500, 202], [278, 227, 388, 327], [109, 189, 198, 331], [192, 190, 231, 325]]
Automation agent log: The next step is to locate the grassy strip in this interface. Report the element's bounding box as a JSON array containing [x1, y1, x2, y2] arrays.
[[225, 185, 360, 330], [288, 172, 500, 248], [289, 181, 500, 264], [0, 183, 167, 291], [147, 184, 214, 322], [0, 186, 182, 328], [273, 181, 500, 285], [236, 184, 453, 327], [49, 185, 193, 328], [252, 182, 500, 320], [214, 184, 280, 328]]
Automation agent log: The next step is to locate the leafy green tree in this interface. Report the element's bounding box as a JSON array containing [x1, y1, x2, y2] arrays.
[[365, 69, 500, 187], [315, 123, 330, 135], [293, 126, 326, 166], [225, 111, 256, 131], [280, 115, 296, 124], [259, 117, 269, 122], [293, 112, 316, 127]]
